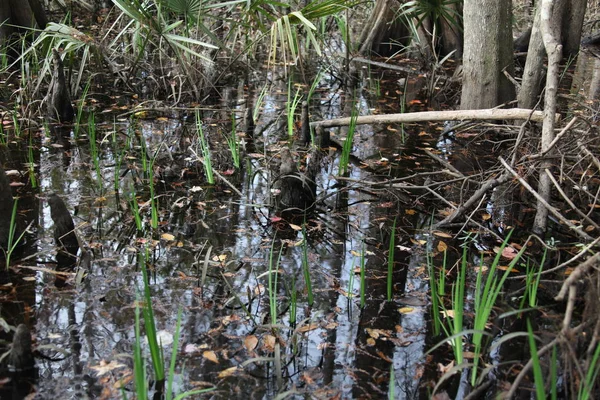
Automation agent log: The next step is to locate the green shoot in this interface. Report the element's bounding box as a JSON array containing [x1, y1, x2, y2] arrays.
[[195, 111, 214, 185], [301, 226, 313, 306], [387, 217, 397, 301], [527, 319, 546, 400], [339, 101, 357, 175]]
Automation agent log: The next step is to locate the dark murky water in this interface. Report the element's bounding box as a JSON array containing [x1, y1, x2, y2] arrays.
[[0, 65, 506, 399]]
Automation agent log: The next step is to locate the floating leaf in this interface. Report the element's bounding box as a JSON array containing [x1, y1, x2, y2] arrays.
[[161, 233, 175, 241], [263, 334, 276, 352], [203, 350, 219, 364], [433, 231, 452, 238], [398, 306, 415, 314], [405, 209, 416, 215], [90, 360, 126, 376], [289, 223, 302, 231], [244, 335, 258, 352], [218, 366, 239, 378], [297, 323, 319, 333], [350, 250, 361, 257], [437, 241, 447, 252]]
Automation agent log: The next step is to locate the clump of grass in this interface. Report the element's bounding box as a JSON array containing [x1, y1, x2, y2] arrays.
[[225, 113, 240, 169], [286, 80, 302, 139], [3, 198, 27, 269], [339, 102, 358, 176], [27, 134, 37, 188], [301, 225, 313, 307], [470, 230, 526, 385], [195, 111, 214, 185], [359, 241, 366, 308], [387, 217, 397, 301], [88, 112, 104, 194], [268, 240, 284, 326]]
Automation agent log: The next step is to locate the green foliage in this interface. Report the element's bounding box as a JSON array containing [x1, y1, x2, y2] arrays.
[[195, 112, 214, 185], [339, 101, 357, 175]]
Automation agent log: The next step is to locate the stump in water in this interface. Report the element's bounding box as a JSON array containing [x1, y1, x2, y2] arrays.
[[48, 194, 79, 284], [47, 49, 74, 123], [9, 324, 34, 372], [274, 148, 317, 219], [0, 165, 14, 252]]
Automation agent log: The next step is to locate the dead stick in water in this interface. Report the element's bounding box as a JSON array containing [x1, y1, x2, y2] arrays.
[[311, 108, 554, 128]]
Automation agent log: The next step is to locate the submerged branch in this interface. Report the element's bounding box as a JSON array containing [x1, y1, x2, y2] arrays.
[[311, 108, 552, 128]]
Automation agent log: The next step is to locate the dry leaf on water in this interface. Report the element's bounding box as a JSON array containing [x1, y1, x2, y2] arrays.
[[203, 350, 219, 364]]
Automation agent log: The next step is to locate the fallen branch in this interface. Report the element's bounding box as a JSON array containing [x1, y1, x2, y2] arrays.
[[555, 253, 600, 301], [311, 108, 553, 128], [432, 172, 511, 229]]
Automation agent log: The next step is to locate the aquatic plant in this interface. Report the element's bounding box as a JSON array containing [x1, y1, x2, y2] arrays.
[[88, 112, 104, 194], [527, 319, 546, 399], [387, 217, 397, 301], [471, 230, 526, 385], [339, 101, 358, 175], [225, 113, 240, 169], [301, 225, 314, 306], [427, 250, 442, 336], [140, 247, 165, 382], [359, 241, 366, 308], [27, 135, 37, 188], [267, 240, 284, 326], [195, 111, 214, 185], [4, 198, 27, 270], [74, 78, 91, 139], [286, 81, 303, 139]]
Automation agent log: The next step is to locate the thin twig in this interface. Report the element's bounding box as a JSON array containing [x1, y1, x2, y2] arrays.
[[555, 253, 600, 301], [499, 157, 594, 241]]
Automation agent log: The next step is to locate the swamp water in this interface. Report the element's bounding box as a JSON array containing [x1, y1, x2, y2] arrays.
[[1, 65, 517, 399]]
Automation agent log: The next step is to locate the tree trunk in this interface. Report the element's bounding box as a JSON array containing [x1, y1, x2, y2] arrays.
[[560, 0, 586, 58], [517, 2, 545, 109], [47, 49, 75, 123], [0, 0, 47, 47], [533, 0, 562, 235], [358, 0, 408, 57], [460, 0, 514, 109]]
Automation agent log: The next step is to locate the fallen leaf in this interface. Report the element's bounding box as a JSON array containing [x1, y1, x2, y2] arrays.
[[90, 360, 126, 376], [161, 233, 175, 241], [398, 306, 415, 314], [218, 366, 239, 378], [289, 223, 302, 231], [297, 323, 319, 333], [433, 231, 453, 238], [203, 350, 219, 364], [263, 334, 276, 352], [244, 335, 258, 352], [437, 241, 447, 252]]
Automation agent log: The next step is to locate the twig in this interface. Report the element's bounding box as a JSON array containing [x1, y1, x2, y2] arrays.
[[537, 236, 600, 276], [433, 172, 511, 229], [555, 253, 600, 301], [499, 157, 594, 241], [423, 149, 465, 177], [545, 168, 600, 230]]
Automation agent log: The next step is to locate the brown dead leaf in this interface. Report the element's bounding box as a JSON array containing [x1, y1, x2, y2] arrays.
[[289, 223, 302, 231], [203, 351, 219, 364], [244, 335, 258, 352], [263, 334, 276, 352], [218, 366, 239, 378], [90, 360, 126, 376], [161, 233, 175, 241], [366, 337, 376, 346], [297, 323, 319, 333], [433, 231, 453, 238], [437, 241, 447, 252], [398, 306, 415, 314]]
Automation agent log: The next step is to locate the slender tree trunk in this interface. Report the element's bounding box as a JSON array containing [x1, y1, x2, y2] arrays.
[[533, 0, 562, 235], [517, 2, 545, 109], [561, 0, 586, 58], [460, 0, 514, 109], [358, 0, 408, 57]]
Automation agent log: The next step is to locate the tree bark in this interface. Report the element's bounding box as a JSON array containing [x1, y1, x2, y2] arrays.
[[560, 0, 586, 58], [517, 2, 545, 109], [47, 49, 75, 123], [533, 0, 562, 235], [460, 0, 514, 109], [358, 0, 408, 57]]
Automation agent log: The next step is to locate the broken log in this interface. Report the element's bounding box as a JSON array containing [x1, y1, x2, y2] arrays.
[[311, 108, 554, 128], [274, 148, 317, 219]]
